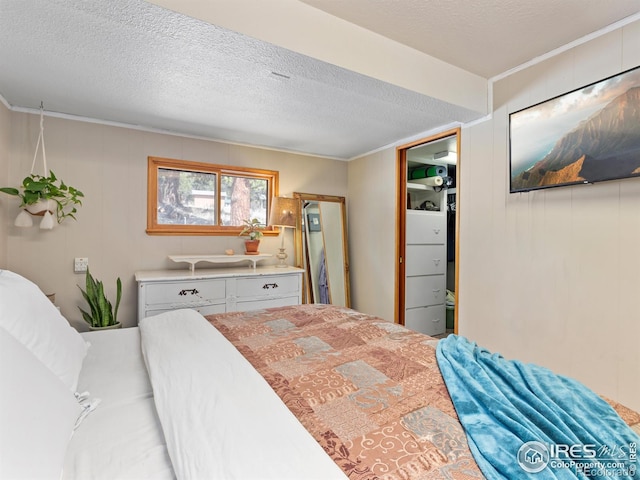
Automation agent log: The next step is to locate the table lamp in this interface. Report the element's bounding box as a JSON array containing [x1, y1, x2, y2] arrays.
[[269, 196, 298, 267]]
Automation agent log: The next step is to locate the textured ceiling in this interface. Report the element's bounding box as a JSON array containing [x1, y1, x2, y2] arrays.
[[0, 1, 638, 160]]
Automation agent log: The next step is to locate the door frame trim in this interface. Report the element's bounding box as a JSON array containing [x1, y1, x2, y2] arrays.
[[395, 127, 461, 333]]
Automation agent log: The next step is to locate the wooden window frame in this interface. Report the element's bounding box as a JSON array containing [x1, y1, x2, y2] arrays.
[[147, 156, 279, 236]]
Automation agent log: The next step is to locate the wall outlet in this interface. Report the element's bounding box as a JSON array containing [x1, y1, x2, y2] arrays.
[[74, 257, 88, 273]]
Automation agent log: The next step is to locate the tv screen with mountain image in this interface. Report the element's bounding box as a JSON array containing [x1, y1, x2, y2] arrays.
[[509, 66, 640, 193]]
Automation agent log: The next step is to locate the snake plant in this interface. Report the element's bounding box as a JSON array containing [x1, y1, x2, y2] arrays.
[[78, 269, 122, 328]]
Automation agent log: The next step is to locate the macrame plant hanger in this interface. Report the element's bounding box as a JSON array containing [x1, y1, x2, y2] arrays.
[[14, 102, 56, 229]]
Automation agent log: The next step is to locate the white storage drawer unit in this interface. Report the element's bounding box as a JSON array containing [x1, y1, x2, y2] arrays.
[[136, 266, 304, 321], [405, 209, 447, 336]]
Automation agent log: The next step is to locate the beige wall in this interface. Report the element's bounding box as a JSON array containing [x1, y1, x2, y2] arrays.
[[459, 20, 640, 411], [2, 112, 347, 330], [0, 102, 9, 267], [347, 148, 397, 322]]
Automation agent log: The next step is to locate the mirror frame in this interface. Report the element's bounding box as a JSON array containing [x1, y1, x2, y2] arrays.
[[293, 192, 351, 307]]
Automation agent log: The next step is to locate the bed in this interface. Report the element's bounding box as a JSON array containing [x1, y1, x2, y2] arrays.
[[1, 270, 639, 480]]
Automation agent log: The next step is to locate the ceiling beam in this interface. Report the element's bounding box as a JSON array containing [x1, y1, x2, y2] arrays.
[[147, 0, 488, 116]]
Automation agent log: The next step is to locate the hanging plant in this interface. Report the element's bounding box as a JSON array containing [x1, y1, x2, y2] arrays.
[[0, 170, 84, 224], [0, 103, 83, 228]]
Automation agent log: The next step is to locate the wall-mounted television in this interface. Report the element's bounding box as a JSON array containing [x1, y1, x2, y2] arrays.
[[509, 65, 640, 193]]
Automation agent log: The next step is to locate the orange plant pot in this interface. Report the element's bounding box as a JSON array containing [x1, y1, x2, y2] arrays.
[[244, 239, 260, 254]]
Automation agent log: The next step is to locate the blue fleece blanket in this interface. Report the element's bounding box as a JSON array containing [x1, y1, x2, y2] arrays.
[[436, 335, 640, 479]]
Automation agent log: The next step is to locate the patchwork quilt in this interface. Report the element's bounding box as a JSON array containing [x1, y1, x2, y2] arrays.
[[208, 304, 483, 479]]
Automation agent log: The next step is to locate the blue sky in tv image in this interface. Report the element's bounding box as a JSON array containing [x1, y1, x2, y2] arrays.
[[509, 67, 640, 176]]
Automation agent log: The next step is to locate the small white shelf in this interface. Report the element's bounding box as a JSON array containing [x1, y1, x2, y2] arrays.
[[168, 254, 272, 273]]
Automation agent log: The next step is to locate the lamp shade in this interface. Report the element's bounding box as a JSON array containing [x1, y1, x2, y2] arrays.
[[269, 197, 297, 228]]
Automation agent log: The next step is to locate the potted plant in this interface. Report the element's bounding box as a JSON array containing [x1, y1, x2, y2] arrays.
[[0, 170, 84, 226], [77, 269, 122, 330], [239, 217, 264, 254]]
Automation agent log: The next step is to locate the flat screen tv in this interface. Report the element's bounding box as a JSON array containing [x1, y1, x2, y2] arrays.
[[509, 65, 640, 193]]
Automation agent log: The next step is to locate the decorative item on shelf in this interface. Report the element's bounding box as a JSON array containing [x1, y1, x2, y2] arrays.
[[77, 268, 122, 331], [269, 196, 298, 267], [0, 103, 84, 229], [415, 175, 444, 187], [168, 253, 273, 272], [239, 218, 264, 255]]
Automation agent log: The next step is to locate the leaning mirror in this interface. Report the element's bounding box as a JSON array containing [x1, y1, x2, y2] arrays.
[[294, 193, 350, 307]]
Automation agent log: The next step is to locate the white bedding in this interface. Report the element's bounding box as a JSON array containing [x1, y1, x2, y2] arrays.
[[63, 310, 346, 479], [63, 327, 174, 480], [139, 309, 347, 480]]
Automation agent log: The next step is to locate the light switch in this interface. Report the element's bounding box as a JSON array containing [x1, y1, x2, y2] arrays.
[[74, 257, 88, 273]]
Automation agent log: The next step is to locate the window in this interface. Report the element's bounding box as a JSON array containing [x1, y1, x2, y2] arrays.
[[147, 157, 279, 235]]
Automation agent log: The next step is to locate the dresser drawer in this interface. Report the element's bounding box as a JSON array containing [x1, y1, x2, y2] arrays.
[[405, 245, 446, 276], [406, 211, 446, 245], [234, 274, 300, 299], [405, 304, 445, 336], [142, 279, 226, 307], [405, 275, 446, 308], [143, 303, 227, 319], [236, 295, 301, 312]]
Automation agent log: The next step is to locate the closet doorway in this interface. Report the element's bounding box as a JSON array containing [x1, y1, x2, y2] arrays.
[[396, 128, 460, 335]]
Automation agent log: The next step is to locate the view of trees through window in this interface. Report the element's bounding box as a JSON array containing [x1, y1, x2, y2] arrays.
[[155, 168, 269, 227], [157, 168, 217, 225], [148, 157, 278, 235], [220, 175, 268, 226]]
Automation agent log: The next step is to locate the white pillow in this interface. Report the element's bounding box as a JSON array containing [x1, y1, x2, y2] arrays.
[[0, 326, 82, 479], [0, 270, 89, 391]]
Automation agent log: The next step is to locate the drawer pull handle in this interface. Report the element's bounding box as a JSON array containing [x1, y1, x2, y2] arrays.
[[178, 288, 199, 296], [432, 289, 441, 294], [262, 283, 279, 290], [433, 259, 441, 266], [433, 228, 440, 234]]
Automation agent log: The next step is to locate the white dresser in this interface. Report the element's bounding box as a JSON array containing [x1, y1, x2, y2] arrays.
[[135, 266, 304, 321]]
